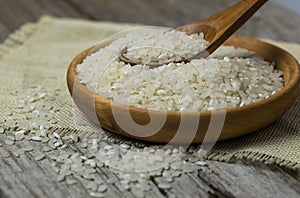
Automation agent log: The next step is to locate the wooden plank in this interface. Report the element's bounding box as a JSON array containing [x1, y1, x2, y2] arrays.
[[196, 160, 300, 197], [0, 138, 87, 198], [0, 134, 167, 198], [1, 0, 300, 43], [163, 173, 222, 198], [64, 0, 228, 26], [63, 0, 300, 43], [1, 130, 300, 198], [0, 22, 10, 42], [0, 0, 87, 37]]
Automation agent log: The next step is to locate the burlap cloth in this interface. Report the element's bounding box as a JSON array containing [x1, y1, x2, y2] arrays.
[[1, 16, 299, 170]]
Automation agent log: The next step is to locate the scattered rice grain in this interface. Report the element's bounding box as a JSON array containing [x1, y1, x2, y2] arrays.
[[5, 139, 14, 146], [35, 154, 46, 161], [0, 127, 5, 134], [56, 175, 65, 182], [158, 182, 172, 190], [98, 184, 107, 193], [89, 192, 105, 198]]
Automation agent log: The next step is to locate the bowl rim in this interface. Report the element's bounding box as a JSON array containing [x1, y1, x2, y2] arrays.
[[68, 34, 300, 117]]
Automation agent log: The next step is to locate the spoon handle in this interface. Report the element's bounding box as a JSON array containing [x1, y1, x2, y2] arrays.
[[179, 0, 268, 55]]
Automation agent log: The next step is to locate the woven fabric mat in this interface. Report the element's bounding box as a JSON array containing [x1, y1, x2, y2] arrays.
[[1, 16, 299, 170]]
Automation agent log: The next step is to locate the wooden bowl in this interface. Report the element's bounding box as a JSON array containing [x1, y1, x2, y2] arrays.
[[67, 35, 300, 143]]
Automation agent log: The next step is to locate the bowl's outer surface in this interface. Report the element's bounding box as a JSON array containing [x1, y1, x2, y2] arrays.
[[67, 35, 300, 143]]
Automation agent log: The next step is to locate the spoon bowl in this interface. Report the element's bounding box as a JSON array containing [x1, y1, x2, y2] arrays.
[[67, 35, 300, 143]]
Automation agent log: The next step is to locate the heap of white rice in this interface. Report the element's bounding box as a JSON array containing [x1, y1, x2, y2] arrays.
[[76, 29, 284, 112], [123, 30, 207, 64]]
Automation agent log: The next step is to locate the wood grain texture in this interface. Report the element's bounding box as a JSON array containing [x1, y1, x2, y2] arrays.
[[1, 0, 300, 43], [1, 0, 300, 197], [1, 133, 300, 198]]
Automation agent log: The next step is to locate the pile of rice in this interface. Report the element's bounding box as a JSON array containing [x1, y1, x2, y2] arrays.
[[123, 30, 207, 64], [76, 29, 284, 112]]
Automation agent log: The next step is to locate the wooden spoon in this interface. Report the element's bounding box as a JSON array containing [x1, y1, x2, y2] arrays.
[[119, 0, 268, 68]]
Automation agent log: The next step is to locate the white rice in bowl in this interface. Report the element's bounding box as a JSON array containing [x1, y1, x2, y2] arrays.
[[76, 29, 284, 112]]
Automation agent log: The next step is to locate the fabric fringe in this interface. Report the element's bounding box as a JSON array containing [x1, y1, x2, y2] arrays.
[[207, 150, 299, 171], [0, 23, 37, 59]]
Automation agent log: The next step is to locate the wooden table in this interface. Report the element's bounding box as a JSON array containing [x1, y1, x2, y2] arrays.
[[1, 0, 300, 197]]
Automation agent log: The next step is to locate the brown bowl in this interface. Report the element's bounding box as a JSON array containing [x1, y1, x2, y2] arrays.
[[67, 35, 300, 143]]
